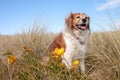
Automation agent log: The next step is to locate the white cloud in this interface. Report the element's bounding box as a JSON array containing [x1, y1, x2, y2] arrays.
[[97, 0, 120, 11]]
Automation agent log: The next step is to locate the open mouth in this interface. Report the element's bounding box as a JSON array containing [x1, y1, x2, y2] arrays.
[[76, 24, 86, 30]]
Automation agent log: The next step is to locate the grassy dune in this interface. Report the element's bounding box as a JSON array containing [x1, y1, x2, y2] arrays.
[[0, 25, 120, 80]]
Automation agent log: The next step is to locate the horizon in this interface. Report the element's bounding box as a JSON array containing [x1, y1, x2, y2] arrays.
[[0, 0, 120, 35]]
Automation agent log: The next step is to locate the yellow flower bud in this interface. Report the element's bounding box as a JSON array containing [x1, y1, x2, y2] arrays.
[[72, 60, 79, 65], [54, 55, 59, 59], [7, 55, 16, 64], [71, 60, 80, 70]]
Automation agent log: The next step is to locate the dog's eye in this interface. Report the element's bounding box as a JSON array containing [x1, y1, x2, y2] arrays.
[[85, 17, 88, 19], [76, 16, 80, 18]]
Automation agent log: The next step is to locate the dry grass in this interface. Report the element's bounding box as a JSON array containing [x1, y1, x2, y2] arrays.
[[0, 24, 120, 80]]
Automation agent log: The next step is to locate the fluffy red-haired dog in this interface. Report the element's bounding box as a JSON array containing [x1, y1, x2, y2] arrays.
[[43, 13, 90, 73]]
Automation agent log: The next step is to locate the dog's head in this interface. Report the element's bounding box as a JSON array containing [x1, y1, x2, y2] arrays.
[[65, 13, 90, 31]]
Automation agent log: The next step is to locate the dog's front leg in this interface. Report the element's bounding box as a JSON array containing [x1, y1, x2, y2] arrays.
[[62, 56, 72, 68], [80, 57, 85, 74]]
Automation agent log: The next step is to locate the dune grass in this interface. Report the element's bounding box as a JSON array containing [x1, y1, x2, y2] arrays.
[[0, 24, 120, 80]]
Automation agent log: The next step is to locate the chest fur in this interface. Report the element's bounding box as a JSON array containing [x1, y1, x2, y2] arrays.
[[62, 30, 89, 60]]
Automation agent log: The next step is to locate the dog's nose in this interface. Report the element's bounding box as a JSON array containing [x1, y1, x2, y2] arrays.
[[82, 19, 86, 23]]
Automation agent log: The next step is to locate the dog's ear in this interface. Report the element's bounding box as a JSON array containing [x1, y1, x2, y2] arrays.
[[88, 16, 90, 30], [88, 16, 91, 35], [65, 13, 73, 27]]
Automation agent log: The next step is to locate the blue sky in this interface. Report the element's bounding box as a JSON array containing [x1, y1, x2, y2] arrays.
[[0, 0, 120, 34]]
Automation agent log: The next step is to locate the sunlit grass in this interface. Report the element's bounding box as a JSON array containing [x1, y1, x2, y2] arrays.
[[0, 21, 120, 80]]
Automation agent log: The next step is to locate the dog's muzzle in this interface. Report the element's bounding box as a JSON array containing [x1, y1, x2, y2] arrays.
[[76, 23, 87, 30], [76, 18, 88, 30]]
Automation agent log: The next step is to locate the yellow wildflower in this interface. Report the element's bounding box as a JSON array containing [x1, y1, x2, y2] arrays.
[[71, 60, 80, 70], [7, 55, 16, 64], [72, 60, 79, 65], [22, 45, 33, 53], [7, 58, 12, 64], [12, 55, 16, 61], [53, 48, 64, 56]]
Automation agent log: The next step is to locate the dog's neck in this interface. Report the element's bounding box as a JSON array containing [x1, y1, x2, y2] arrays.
[[62, 25, 89, 44]]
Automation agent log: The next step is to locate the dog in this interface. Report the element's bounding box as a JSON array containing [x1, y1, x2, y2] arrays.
[[43, 12, 90, 73]]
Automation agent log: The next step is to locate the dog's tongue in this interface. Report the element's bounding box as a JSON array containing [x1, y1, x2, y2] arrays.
[[81, 26, 86, 29], [78, 26, 86, 30]]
